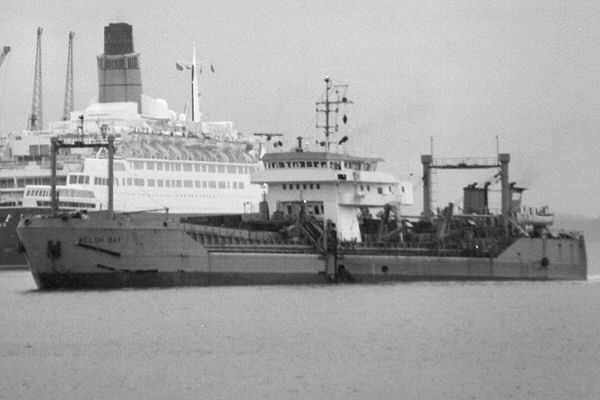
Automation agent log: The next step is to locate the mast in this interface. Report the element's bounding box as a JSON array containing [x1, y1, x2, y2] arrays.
[[191, 44, 201, 123], [316, 76, 352, 152]]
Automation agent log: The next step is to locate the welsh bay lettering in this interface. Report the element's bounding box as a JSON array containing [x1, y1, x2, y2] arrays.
[[78, 236, 122, 245]]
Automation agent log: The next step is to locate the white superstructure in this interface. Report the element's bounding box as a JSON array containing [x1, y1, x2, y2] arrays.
[[253, 150, 413, 242]]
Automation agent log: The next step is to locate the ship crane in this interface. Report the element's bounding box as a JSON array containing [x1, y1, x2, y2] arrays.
[[62, 32, 74, 121], [28, 27, 43, 131], [0, 46, 10, 69]]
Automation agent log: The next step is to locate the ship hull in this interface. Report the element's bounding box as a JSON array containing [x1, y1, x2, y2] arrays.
[[0, 207, 50, 267], [17, 213, 587, 290]]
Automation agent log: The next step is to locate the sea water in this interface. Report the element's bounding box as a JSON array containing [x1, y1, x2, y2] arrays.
[[1, 241, 599, 400]]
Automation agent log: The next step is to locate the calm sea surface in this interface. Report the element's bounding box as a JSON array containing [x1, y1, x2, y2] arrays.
[[1, 240, 599, 400]]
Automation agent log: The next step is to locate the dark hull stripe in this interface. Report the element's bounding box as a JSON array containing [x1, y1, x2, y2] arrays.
[[32, 270, 568, 290], [33, 271, 333, 289]]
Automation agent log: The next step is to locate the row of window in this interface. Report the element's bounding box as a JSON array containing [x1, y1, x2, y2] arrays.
[[132, 161, 254, 174], [98, 56, 139, 70], [119, 178, 246, 190], [25, 188, 95, 199], [36, 201, 97, 209], [283, 183, 321, 190], [282, 183, 396, 195], [1, 177, 66, 189], [265, 160, 374, 171]]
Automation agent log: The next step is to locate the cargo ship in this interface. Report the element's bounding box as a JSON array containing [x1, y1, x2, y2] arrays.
[[16, 78, 587, 289]]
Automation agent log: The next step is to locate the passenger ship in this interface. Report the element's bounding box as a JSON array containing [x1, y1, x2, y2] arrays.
[[1, 22, 264, 265]]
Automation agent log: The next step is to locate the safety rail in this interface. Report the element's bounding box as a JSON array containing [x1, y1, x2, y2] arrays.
[[432, 157, 499, 169], [205, 243, 315, 254]]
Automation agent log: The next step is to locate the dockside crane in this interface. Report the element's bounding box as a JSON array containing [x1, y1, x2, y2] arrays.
[[0, 46, 10, 70], [28, 27, 43, 131], [62, 31, 74, 121]]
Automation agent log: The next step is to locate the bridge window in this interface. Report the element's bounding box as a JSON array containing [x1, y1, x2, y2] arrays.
[[157, 180, 164, 187], [146, 161, 155, 170], [208, 165, 216, 173], [133, 161, 144, 169], [299, 161, 305, 168], [377, 187, 383, 194], [218, 181, 226, 189], [134, 178, 144, 187], [239, 182, 244, 189], [183, 164, 192, 172], [217, 166, 225, 173], [283, 184, 287, 190], [208, 181, 216, 188], [306, 161, 313, 167], [184, 180, 193, 188], [147, 179, 155, 187]]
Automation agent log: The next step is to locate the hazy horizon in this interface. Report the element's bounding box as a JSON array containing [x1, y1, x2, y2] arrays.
[[1, 0, 599, 216]]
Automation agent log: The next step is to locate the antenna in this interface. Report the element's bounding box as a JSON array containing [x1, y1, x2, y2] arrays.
[[495, 135, 499, 156], [315, 76, 353, 152]]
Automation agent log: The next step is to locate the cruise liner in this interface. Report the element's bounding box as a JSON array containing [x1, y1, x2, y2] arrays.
[[16, 78, 587, 289], [0, 23, 263, 265]]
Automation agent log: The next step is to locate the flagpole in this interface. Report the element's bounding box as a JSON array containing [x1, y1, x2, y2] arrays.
[[191, 43, 201, 124]]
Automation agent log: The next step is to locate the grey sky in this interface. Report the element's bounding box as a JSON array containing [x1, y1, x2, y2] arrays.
[[1, 0, 599, 216]]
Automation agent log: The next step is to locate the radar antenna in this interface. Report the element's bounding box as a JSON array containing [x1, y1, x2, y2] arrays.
[[315, 76, 353, 152]]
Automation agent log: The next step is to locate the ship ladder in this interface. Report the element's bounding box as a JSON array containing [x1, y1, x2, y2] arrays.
[[301, 220, 326, 254]]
